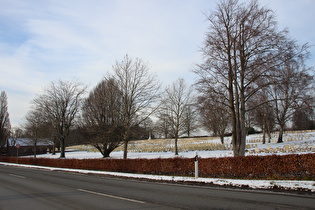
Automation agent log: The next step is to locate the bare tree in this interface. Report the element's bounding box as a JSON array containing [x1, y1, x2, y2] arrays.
[[24, 107, 50, 158], [247, 89, 275, 143], [292, 96, 314, 130], [11, 127, 23, 142], [155, 109, 172, 139], [194, 0, 291, 156], [80, 78, 124, 158], [159, 78, 194, 155], [268, 45, 314, 143], [138, 117, 154, 139], [33, 80, 86, 158], [0, 91, 11, 154], [182, 103, 198, 137], [111, 55, 160, 159], [197, 93, 230, 144]]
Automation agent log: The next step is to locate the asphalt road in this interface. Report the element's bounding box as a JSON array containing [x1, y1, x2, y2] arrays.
[[0, 165, 314, 209]]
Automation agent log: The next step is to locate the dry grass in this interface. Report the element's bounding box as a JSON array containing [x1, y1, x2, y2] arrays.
[[67, 130, 315, 154], [246, 131, 315, 144], [67, 145, 99, 152], [113, 136, 229, 153], [67, 136, 227, 153]]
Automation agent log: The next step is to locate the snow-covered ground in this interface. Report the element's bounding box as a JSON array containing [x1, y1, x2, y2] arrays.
[[4, 131, 315, 192], [32, 131, 315, 159], [32, 150, 233, 159]]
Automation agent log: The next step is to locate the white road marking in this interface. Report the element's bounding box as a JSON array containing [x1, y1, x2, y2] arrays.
[[9, 174, 26, 179], [77, 188, 146, 204]]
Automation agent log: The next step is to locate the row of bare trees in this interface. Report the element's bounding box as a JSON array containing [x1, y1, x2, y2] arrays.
[[18, 55, 160, 159], [194, 0, 314, 156], [18, 55, 199, 159], [1, 0, 314, 159], [17, 41, 315, 159]]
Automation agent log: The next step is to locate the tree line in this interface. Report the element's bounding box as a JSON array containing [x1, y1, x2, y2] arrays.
[[0, 0, 314, 159]]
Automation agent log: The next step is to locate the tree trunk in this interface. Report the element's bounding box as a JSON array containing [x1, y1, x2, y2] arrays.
[[220, 135, 224, 144], [233, 120, 241, 156], [268, 132, 272, 143], [262, 124, 266, 144], [239, 106, 246, 156], [96, 144, 111, 158], [277, 126, 284, 143], [123, 140, 128, 159], [232, 90, 244, 156], [174, 137, 178, 155], [60, 137, 65, 158], [52, 144, 56, 155], [232, 89, 246, 157], [174, 126, 179, 155], [52, 136, 56, 155], [33, 142, 37, 158], [122, 128, 130, 159], [103, 150, 111, 158], [6, 139, 10, 156], [229, 65, 238, 157], [234, 120, 246, 156]]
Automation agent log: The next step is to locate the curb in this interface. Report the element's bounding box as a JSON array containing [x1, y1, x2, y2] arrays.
[[1, 162, 314, 192]]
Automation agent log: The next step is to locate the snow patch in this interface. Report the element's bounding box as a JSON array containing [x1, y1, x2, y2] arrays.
[[1, 162, 314, 192]]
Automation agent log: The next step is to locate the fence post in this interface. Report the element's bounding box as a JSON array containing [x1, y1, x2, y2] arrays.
[[194, 151, 198, 179]]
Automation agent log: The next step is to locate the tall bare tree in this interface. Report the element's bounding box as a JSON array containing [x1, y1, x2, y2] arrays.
[[80, 78, 124, 158], [0, 91, 11, 154], [33, 80, 86, 158], [159, 78, 193, 155], [111, 55, 160, 159], [195, 0, 291, 156], [268, 44, 314, 143]]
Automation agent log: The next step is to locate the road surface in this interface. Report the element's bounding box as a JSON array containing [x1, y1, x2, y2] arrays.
[[0, 164, 314, 209]]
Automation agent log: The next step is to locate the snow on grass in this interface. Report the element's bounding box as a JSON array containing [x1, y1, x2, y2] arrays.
[[33, 131, 315, 159], [13, 130, 315, 192], [34, 150, 234, 159]]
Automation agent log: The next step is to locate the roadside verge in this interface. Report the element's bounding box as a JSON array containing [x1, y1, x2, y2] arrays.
[[1, 162, 314, 193]]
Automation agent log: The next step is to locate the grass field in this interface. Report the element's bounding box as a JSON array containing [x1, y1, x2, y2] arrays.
[[68, 130, 315, 155]]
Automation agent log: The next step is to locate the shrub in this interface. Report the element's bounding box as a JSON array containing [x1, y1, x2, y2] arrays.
[[0, 154, 314, 180]]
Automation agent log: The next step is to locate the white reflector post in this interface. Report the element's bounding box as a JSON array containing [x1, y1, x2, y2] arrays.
[[195, 151, 198, 179]]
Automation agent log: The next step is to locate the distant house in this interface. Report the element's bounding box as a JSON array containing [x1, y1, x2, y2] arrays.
[[4, 138, 53, 156]]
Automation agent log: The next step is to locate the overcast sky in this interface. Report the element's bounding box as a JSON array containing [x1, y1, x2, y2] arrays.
[[1, 0, 314, 127]]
